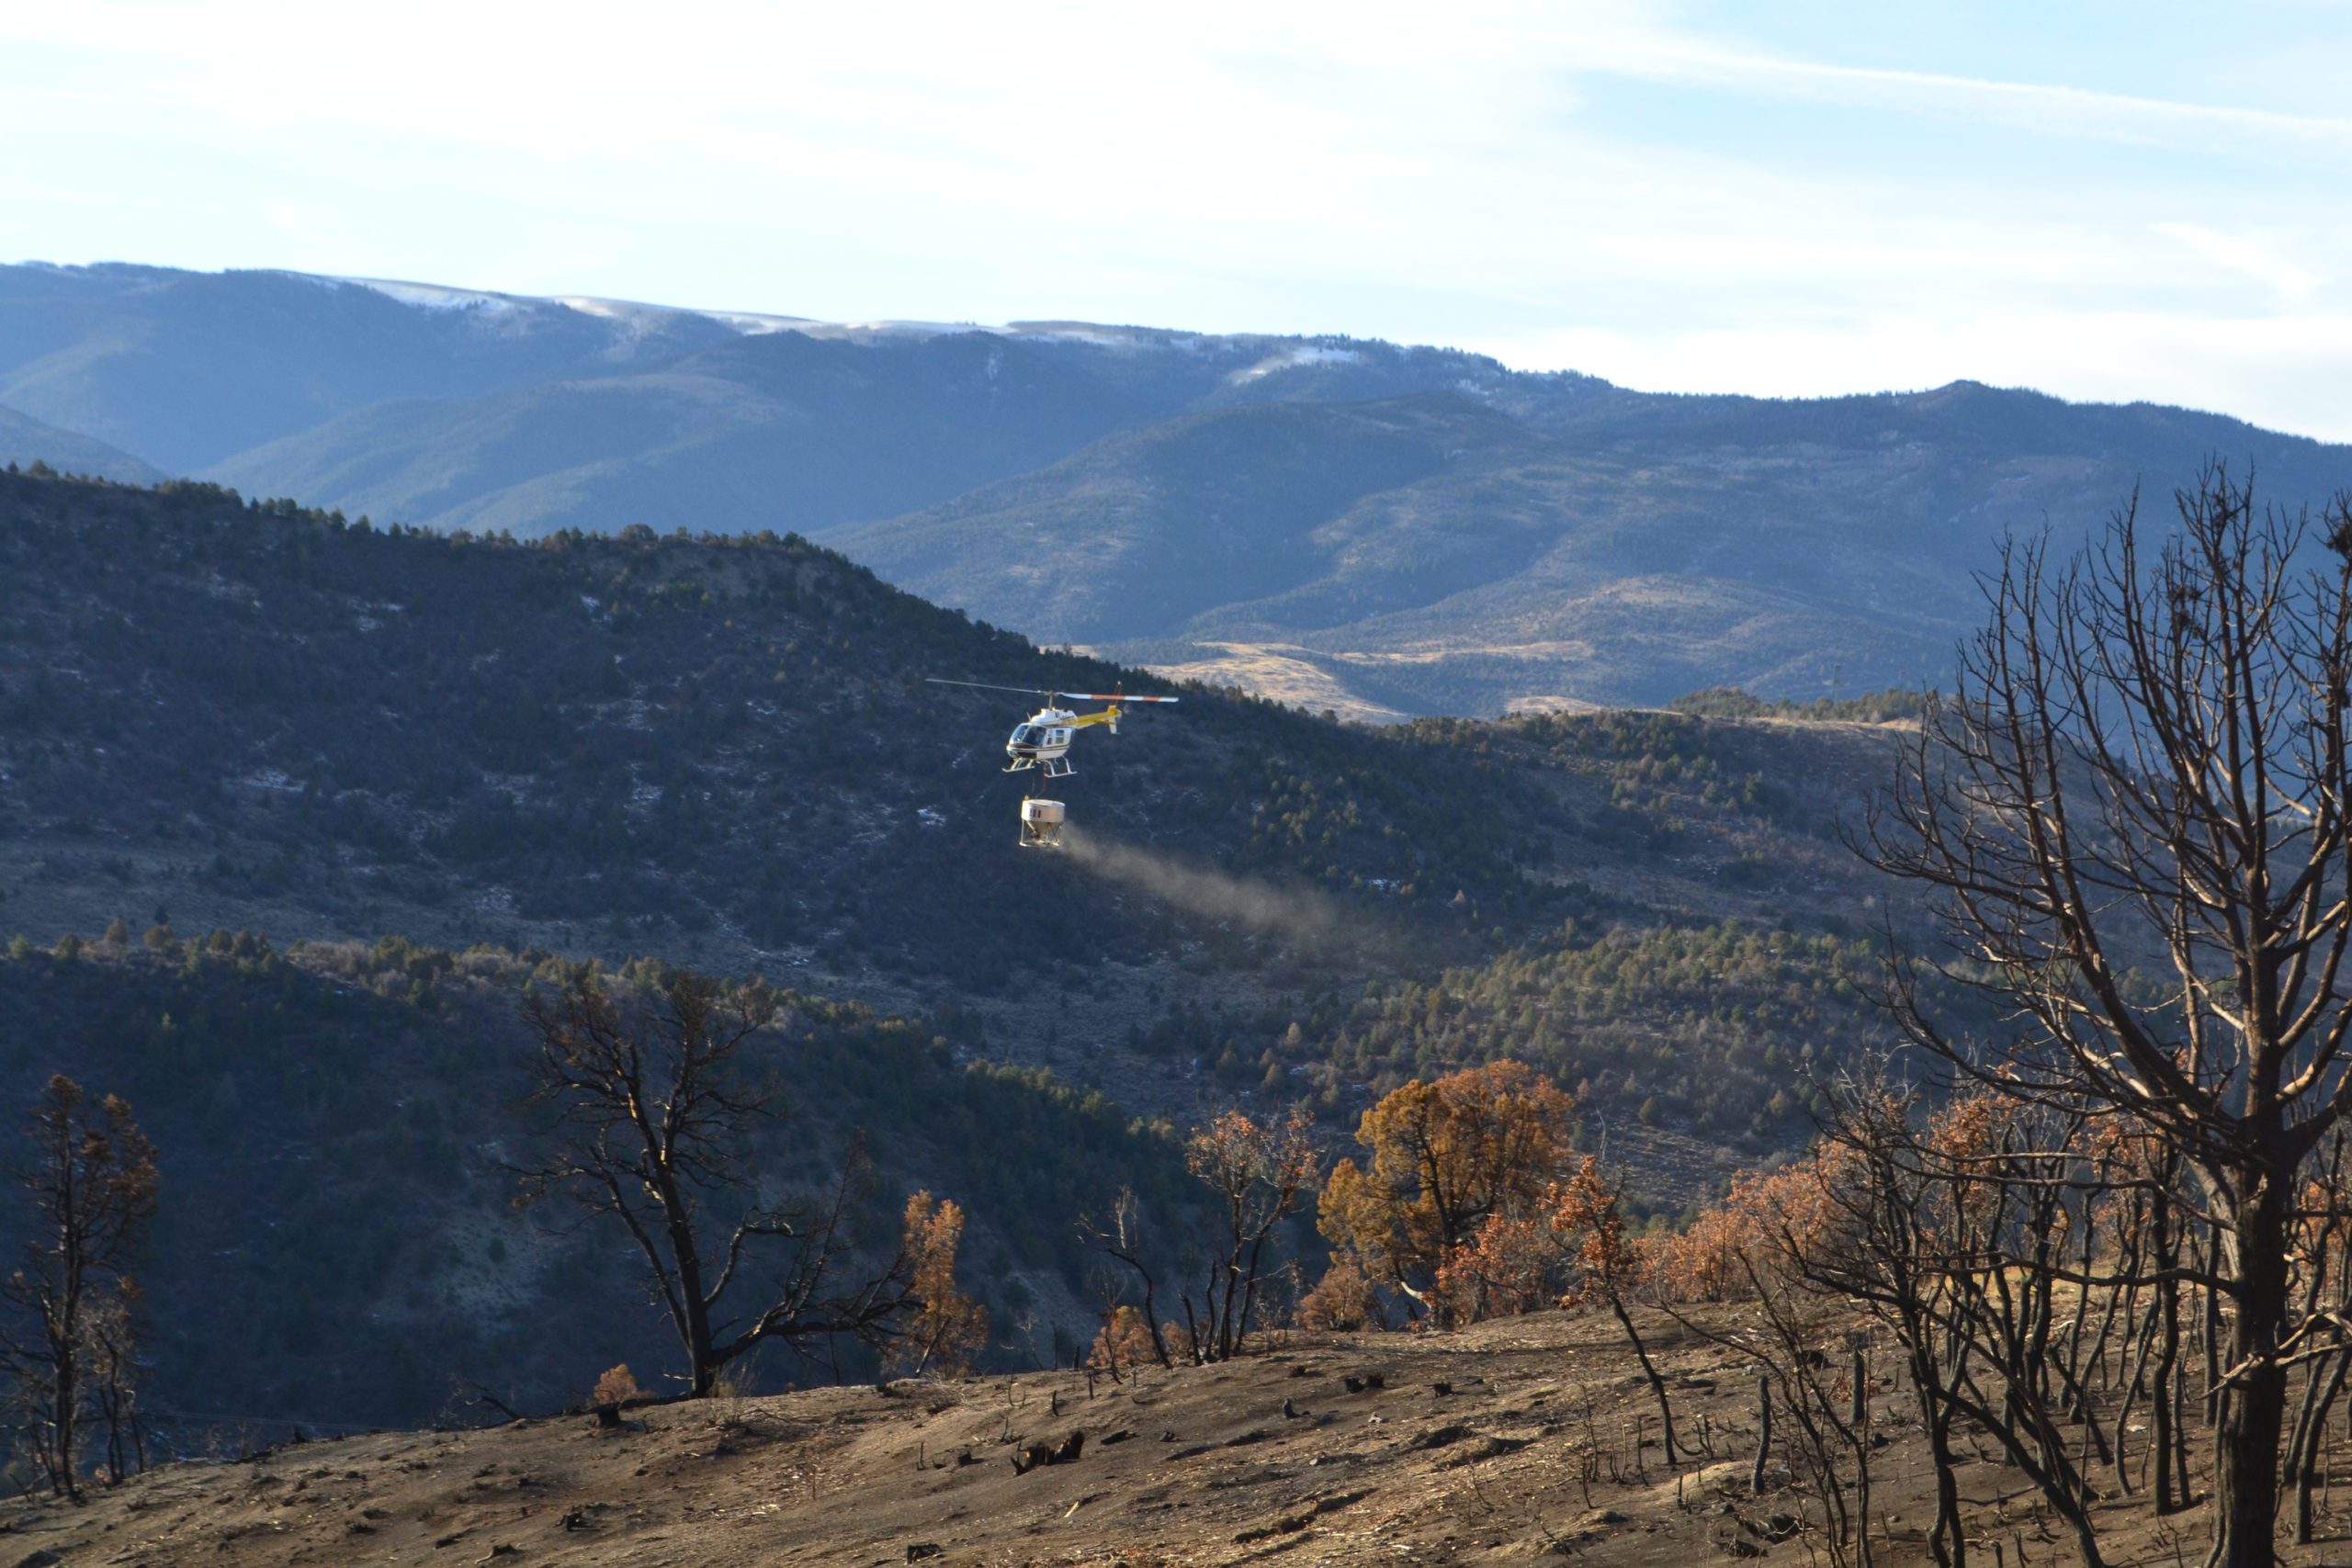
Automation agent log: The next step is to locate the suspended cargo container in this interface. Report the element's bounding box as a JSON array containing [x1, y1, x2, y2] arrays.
[[1018, 796, 1066, 850]]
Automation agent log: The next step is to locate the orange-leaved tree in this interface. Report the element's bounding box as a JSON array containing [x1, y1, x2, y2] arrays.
[[1317, 1061, 1577, 1316], [1297, 1251, 1385, 1331], [894, 1190, 988, 1378], [1430, 1210, 1569, 1325], [1554, 1156, 1678, 1461], [1648, 1150, 1844, 1306], [1086, 1304, 1161, 1382]]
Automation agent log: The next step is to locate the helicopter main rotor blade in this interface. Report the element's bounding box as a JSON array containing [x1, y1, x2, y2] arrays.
[[1057, 692, 1179, 704], [925, 677, 1056, 698]]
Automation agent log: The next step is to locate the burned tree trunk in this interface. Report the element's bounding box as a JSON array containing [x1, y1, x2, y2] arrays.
[[1863, 467, 2352, 1568], [511, 966, 925, 1395]]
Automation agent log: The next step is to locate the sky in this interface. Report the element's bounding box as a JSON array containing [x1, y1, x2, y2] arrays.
[[6, 1, 2352, 436]]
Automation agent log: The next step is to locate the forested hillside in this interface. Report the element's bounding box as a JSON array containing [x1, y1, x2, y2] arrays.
[[1116, 705, 1942, 1206], [0, 468, 1558, 996], [0, 932, 1192, 1436], [0, 468, 1928, 994], [0, 468, 1938, 1132]]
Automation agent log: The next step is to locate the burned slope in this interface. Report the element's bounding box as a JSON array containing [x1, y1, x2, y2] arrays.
[[15, 1305, 2231, 1568]]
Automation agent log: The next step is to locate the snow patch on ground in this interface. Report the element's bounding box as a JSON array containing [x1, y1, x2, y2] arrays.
[[1228, 344, 1364, 383], [1004, 325, 1171, 352], [789, 319, 990, 341], [291, 272, 1220, 355], [551, 296, 685, 344], [298, 271, 1251, 362], [342, 276, 819, 343], [558, 295, 810, 343], [554, 295, 651, 322], [694, 309, 809, 335], [339, 276, 526, 315]]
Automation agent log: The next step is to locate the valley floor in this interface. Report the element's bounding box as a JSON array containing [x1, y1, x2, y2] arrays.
[[4, 1307, 2290, 1567]]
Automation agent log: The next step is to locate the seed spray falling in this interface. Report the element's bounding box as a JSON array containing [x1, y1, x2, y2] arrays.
[[1057, 824, 1384, 958]]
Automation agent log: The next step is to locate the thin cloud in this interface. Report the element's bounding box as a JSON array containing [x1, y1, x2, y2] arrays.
[[2153, 222, 2330, 306], [1512, 24, 2352, 163]]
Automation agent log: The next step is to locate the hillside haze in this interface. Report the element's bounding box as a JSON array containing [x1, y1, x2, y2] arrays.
[[6, 263, 2344, 715]]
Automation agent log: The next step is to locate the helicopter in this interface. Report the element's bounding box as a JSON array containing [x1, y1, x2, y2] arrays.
[[925, 679, 1180, 778], [926, 678, 1179, 847]]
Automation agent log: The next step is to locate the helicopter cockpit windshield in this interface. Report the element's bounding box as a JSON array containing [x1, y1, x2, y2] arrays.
[[1010, 724, 1041, 747]]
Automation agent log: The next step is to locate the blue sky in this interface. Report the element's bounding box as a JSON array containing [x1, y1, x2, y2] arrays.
[[6, 2, 2352, 436]]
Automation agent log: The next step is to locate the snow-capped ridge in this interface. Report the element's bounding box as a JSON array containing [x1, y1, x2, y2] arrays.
[[1229, 343, 1365, 384], [277, 270, 1418, 369], [339, 276, 526, 316]]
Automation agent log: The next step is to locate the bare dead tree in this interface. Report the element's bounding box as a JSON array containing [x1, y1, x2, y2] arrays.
[[1892, 1091, 2108, 1565], [1076, 1187, 1174, 1369], [2283, 1134, 2352, 1541], [1681, 1228, 1876, 1567], [84, 1282, 143, 1486], [1181, 1109, 1318, 1362], [0, 1077, 157, 1501], [1863, 464, 2352, 1568], [511, 964, 919, 1395], [1798, 1074, 1976, 1568]]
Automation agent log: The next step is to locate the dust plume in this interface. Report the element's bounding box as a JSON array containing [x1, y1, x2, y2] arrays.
[[1058, 825, 1387, 958]]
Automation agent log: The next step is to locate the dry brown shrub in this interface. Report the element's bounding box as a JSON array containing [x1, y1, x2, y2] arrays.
[[1297, 1252, 1387, 1331], [1086, 1304, 1164, 1377], [591, 1364, 643, 1405]]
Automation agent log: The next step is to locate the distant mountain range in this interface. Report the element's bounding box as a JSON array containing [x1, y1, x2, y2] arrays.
[[6, 262, 2346, 714]]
